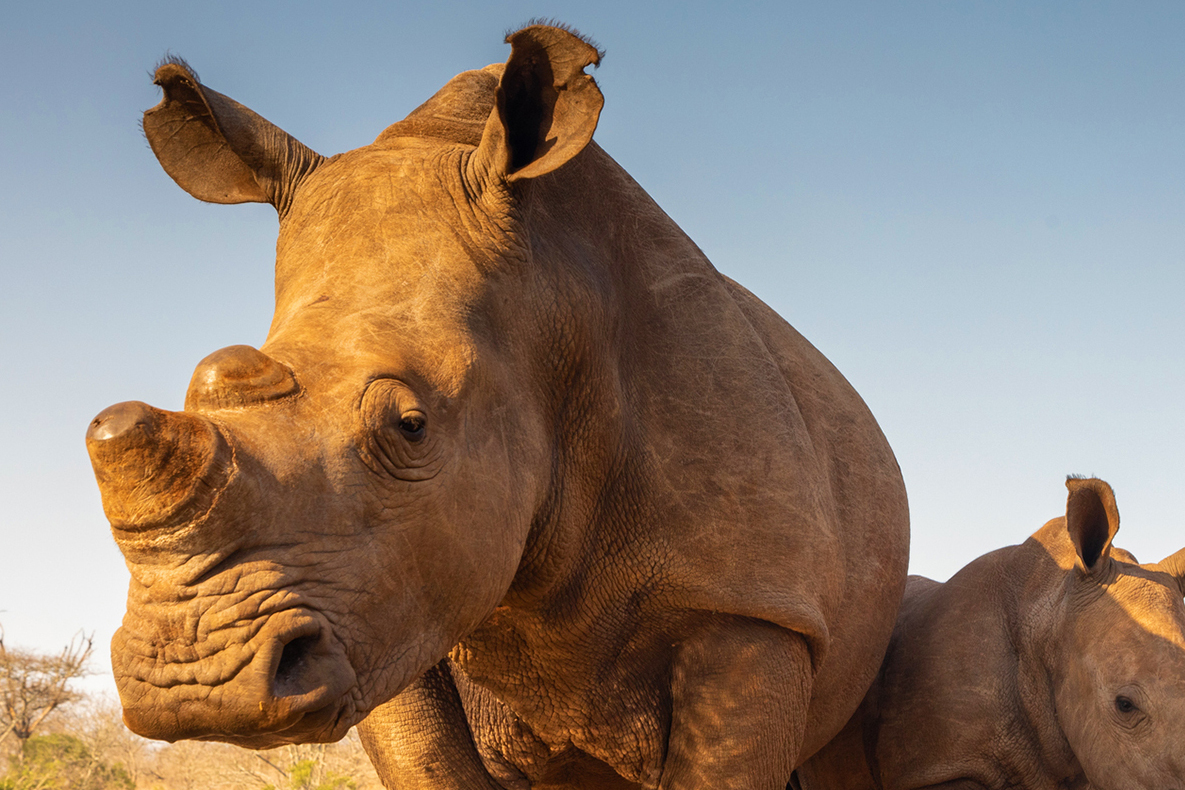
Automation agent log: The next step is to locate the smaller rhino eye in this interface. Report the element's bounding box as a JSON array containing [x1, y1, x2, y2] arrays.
[[398, 414, 426, 441], [1115, 695, 1137, 714]]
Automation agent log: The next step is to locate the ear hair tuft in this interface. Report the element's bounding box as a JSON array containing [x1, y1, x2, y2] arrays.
[[504, 19, 606, 64], [152, 53, 199, 83]]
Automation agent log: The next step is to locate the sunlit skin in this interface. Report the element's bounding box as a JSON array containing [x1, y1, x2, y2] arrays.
[[86, 25, 910, 789], [798, 478, 1185, 790]]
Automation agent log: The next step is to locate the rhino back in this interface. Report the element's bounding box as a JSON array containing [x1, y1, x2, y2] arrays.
[[719, 276, 910, 755], [375, 65, 503, 147]]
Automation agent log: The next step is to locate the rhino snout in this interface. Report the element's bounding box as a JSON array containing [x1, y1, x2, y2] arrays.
[[115, 607, 357, 747], [86, 401, 233, 535]]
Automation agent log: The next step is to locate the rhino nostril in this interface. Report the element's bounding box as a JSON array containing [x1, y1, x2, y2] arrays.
[[274, 633, 319, 698]]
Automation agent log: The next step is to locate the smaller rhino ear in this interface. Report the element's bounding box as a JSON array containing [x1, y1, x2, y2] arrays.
[[1153, 547, 1185, 598], [1065, 477, 1120, 573], [473, 24, 604, 184]]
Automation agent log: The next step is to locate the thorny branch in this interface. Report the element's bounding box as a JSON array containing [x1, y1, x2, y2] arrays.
[[0, 625, 94, 748]]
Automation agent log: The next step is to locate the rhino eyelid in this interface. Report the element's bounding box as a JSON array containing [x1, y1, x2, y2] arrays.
[[1114, 695, 1137, 714]]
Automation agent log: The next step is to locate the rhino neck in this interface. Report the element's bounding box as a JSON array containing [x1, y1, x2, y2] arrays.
[[871, 546, 1085, 789], [999, 537, 1090, 787], [490, 142, 711, 603]]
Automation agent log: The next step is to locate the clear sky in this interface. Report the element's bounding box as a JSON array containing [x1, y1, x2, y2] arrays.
[[3, 1, 1184, 697]]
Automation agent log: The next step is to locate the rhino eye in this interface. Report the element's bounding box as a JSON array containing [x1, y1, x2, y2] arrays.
[[359, 379, 439, 480], [398, 413, 426, 442], [1115, 695, 1137, 714]]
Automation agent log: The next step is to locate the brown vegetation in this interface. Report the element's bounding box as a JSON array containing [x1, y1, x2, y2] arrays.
[[0, 628, 381, 789], [0, 628, 93, 749]]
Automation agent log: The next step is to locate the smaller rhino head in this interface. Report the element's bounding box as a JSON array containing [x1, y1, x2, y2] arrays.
[[1044, 477, 1185, 789]]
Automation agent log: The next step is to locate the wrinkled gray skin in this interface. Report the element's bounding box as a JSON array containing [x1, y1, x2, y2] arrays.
[[86, 25, 910, 790], [797, 477, 1185, 790]]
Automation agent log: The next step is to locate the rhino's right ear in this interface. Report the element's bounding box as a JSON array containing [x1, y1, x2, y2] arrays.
[[143, 59, 324, 215], [470, 24, 604, 186], [1153, 547, 1185, 598], [1065, 477, 1120, 574]]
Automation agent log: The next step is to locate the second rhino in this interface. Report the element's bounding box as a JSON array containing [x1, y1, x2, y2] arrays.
[[798, 476, 1185, 790]]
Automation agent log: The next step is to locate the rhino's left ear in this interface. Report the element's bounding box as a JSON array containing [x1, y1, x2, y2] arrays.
[[1153, 547, 1185, 598], [143, 58, 324, 215], [472, 24, 604, 184], [1065, 477, 1120, 574]]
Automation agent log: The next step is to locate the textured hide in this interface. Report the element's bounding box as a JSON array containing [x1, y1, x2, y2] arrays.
[[88, 25, 910, 790], [798, 478, 1185, 790]]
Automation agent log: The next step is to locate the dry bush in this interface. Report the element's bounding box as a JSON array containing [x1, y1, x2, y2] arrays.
[[0, 625, 382, 789], [0, 629, 93, 750], [54, 700, 382, 790], [2, 695, 383, 790], [143, 731, 384, 790]]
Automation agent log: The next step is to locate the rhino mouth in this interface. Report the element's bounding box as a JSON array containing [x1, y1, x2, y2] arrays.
[[115, 607, 359, 747]]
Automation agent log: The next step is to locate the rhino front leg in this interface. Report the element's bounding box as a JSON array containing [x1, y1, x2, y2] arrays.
[[660, 618, 813, 790], [357, 661, 507, 790]]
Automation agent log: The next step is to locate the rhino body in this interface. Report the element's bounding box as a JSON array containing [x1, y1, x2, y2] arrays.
[[797, 478, 1185, 790], [86, 26, 909, 789]]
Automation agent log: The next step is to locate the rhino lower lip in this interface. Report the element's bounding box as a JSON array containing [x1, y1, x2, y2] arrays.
[[116, 606, 359, 746]]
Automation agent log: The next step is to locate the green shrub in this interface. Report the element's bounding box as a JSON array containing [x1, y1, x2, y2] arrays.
[[0, 733, 134, 790]]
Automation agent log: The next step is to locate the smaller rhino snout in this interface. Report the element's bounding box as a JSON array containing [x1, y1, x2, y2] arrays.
[[185, 345, 298, 411]]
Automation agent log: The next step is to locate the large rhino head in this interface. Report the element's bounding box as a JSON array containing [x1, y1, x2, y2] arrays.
[[86, 25, 603, 747], [1045, 478, 1185, 787]]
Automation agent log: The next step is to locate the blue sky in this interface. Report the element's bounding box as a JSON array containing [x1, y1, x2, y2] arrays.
[[3, 1, 1184, 696]]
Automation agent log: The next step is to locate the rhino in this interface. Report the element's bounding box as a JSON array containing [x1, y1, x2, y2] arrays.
[[85, 24, 909, 790], [796, 477, 1185, 790]]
